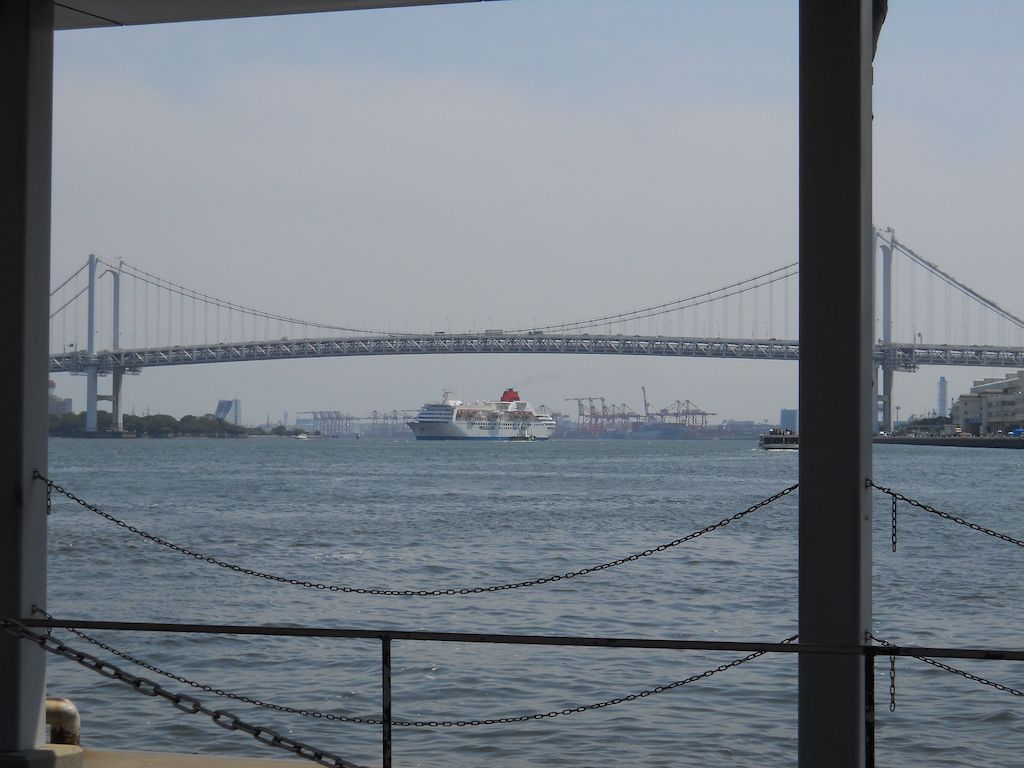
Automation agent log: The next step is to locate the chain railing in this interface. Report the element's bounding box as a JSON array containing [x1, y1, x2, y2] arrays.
[[11, 614, 1024, 768], [30, 610, 799, 727], [24, 474, 1024, 767], [34, 471, 797, 596], [0, 617, 354, 768], [869, 632, 1024, 700], [9, 615, 809, 768], [868, 479, 1024, 550], [28, 608, 796, 728]]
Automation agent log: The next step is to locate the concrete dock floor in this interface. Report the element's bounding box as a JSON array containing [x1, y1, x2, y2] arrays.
[[0, 747, 333, 768], [84, 750, 305, 767]]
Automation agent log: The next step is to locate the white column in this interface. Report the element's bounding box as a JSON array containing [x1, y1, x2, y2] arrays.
[[798, 1, 874, 766], [0, 0, 53, 754]]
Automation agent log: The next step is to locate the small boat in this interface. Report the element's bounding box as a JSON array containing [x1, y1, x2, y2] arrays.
[[294, 433, 310, 440], [758, 428, 798, 450]]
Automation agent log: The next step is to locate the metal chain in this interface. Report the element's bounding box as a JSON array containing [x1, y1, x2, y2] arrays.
[[30, 608, 384, 726], [0, 617, 353, 768], [34, 471, 797, 597], [406, 634, 799, 729], [890, 494, 897, 552], [45, 481, 52, 517], [889, 655, 896, 712], [868, 480, 1024, 548], [869, 633, 1024, 699], [30, 607, 796, 728]]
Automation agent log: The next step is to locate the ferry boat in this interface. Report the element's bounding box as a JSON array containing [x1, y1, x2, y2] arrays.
[[758, 428, 799, 450], [408, 389, 556, 441]]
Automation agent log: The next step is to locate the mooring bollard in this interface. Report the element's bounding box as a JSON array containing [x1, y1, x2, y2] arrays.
[[46, 697, 81, 746]]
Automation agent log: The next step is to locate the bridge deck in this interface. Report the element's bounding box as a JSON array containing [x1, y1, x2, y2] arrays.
[[47, 333, 1024, 372]]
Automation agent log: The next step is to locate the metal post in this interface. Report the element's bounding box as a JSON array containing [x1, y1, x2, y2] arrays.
[[85, 253, 98, 432], [0, 0, 53, 754], [382, 638, 392, 768], [864, 652, 875, 768], [798, 2, 873, 767]]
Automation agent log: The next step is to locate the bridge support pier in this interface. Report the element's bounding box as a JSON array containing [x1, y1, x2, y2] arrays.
[[85, 366, 98, 431], [880, 363, 894, 431], [96, 372, 124, 433], [112, 370, 124, 432]]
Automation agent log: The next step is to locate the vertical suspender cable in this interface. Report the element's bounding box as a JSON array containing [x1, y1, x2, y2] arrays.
[[784, 277, 790, 339]]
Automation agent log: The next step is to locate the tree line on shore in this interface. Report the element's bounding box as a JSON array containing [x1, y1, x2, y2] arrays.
[[49, 411, 302, 437]]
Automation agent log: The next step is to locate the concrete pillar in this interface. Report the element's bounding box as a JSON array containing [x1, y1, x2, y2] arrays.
[[798, 2, 874, 767], [0, 0, 53, 754], [111, 371, 124, 433]]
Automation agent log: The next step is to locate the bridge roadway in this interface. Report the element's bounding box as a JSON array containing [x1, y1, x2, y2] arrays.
[[46, 332, 1024, 372]]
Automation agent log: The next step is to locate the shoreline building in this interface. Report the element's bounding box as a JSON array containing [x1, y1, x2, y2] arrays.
[[779, 408, 799, 432], [47, 380, 72, 416], [214, 399, 242, 426], [952, 371, 1024, 435]]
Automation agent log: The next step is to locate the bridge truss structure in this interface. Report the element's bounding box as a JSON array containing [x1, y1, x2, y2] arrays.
[[47, 334, 1024, 372], [48, 231, 1024, 433]]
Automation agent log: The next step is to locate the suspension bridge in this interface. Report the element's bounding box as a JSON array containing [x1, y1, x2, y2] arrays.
[[49, 228, 1024, 433]]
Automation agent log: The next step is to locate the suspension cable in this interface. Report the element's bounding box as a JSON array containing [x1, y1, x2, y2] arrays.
[[522, 263, 798, 334], [49, 261, 90, 297], [890, 238, 1024, 331], [100, 258, 390, 337]]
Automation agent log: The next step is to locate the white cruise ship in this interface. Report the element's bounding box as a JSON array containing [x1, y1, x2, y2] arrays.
[[408, 389, 556, 441]]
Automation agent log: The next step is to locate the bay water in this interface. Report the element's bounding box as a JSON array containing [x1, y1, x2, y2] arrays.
[[44, 437, 1024, 766]]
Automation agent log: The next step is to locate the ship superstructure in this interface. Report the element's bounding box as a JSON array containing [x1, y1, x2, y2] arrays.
[[408, 389, 556, 441]]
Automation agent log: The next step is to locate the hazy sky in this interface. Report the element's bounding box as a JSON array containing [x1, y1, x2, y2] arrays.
[[49, 0, 1024, 424]]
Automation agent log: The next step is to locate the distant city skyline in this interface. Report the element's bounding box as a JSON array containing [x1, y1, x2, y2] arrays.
[[48, 1, 1024, 423]]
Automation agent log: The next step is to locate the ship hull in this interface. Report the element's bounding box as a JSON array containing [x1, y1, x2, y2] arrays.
[[408, 421, 554, 441], [758, 432, 799, 450]]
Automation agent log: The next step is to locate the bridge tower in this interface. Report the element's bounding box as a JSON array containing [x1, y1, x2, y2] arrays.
[[84, 254, 98, 431], [83, 254, 124, 433], [878, 227, 894, 432]]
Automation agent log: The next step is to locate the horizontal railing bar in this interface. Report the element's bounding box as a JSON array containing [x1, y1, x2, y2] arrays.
[[874, 645, 1024, 662], [20, 619, 1024, 661], [21, 618, 805, 652]]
